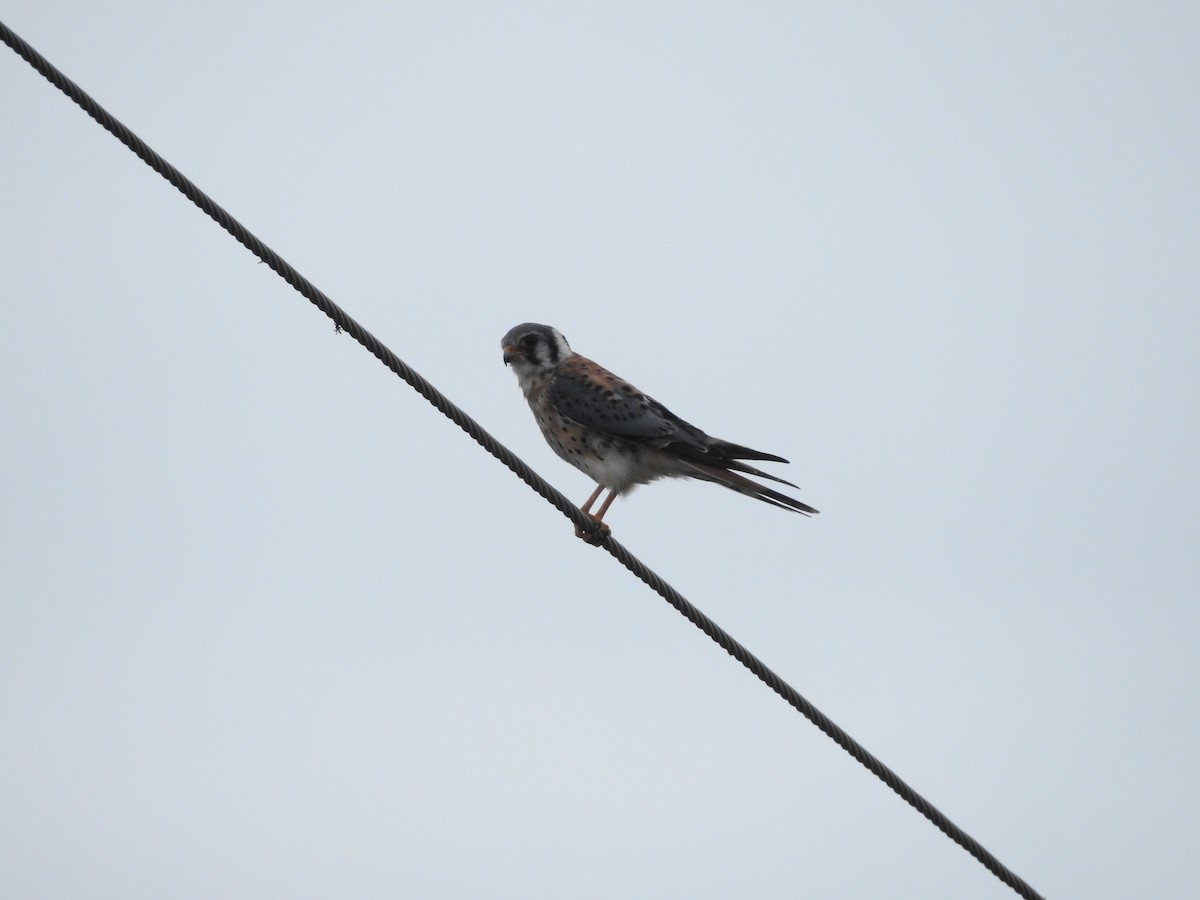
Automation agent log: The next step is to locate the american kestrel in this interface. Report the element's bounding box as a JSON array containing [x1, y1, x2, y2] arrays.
[[501, 323, 818, 543]]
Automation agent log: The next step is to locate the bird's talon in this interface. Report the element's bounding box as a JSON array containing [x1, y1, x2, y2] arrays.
[[574, 520, 610, 545]]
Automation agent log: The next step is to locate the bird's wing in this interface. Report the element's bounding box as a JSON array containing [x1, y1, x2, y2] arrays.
[[547, 358, 707, 448], [548, 357, 798, 485], [548, 356, 817, 515]]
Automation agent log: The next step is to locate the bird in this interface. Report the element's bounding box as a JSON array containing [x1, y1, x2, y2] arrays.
[[501, 322, 818, 543]]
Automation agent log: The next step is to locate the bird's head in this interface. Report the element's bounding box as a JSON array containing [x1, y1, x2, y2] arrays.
[[501, 323, 573, 380]]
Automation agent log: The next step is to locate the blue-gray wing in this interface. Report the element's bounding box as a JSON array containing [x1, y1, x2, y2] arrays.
[[546, 368, 708, 450], [547, 357, 797, 488]]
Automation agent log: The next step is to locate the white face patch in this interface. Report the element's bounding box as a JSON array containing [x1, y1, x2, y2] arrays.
[[506, 329, 570, 399], [537, 327, 571, 368], [512, 328, 571, 373]]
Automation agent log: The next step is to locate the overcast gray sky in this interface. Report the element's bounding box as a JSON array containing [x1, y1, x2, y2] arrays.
[[3, 3, 1198, 898]]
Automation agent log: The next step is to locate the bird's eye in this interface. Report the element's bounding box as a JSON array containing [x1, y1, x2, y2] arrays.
[[521, 335, 538, 349]]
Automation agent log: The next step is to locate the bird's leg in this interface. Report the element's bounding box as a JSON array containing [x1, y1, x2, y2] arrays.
[[575, 484, 613, 544], [592, 489, 618, 523], [579, 484, 605, 515]]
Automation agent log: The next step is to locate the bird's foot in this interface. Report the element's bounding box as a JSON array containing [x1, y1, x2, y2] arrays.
[[574, 518, 611, 545]]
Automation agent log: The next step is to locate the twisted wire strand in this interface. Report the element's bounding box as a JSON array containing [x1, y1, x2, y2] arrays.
[[2, 20, 1043, 900]]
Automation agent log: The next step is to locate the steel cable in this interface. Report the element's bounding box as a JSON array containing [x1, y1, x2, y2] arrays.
[[2, 20, 1044, 900]]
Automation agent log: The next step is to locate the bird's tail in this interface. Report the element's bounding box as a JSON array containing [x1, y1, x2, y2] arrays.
[[714, 440, 789, 465], [710, 440, 803, 489], [687, 461, 819, 516]]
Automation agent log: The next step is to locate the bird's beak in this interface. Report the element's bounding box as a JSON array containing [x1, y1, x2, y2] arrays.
[[502, 344, 518, 365]]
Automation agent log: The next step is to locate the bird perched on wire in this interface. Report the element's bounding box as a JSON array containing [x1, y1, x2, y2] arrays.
[[501, 323, 818, 543]]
